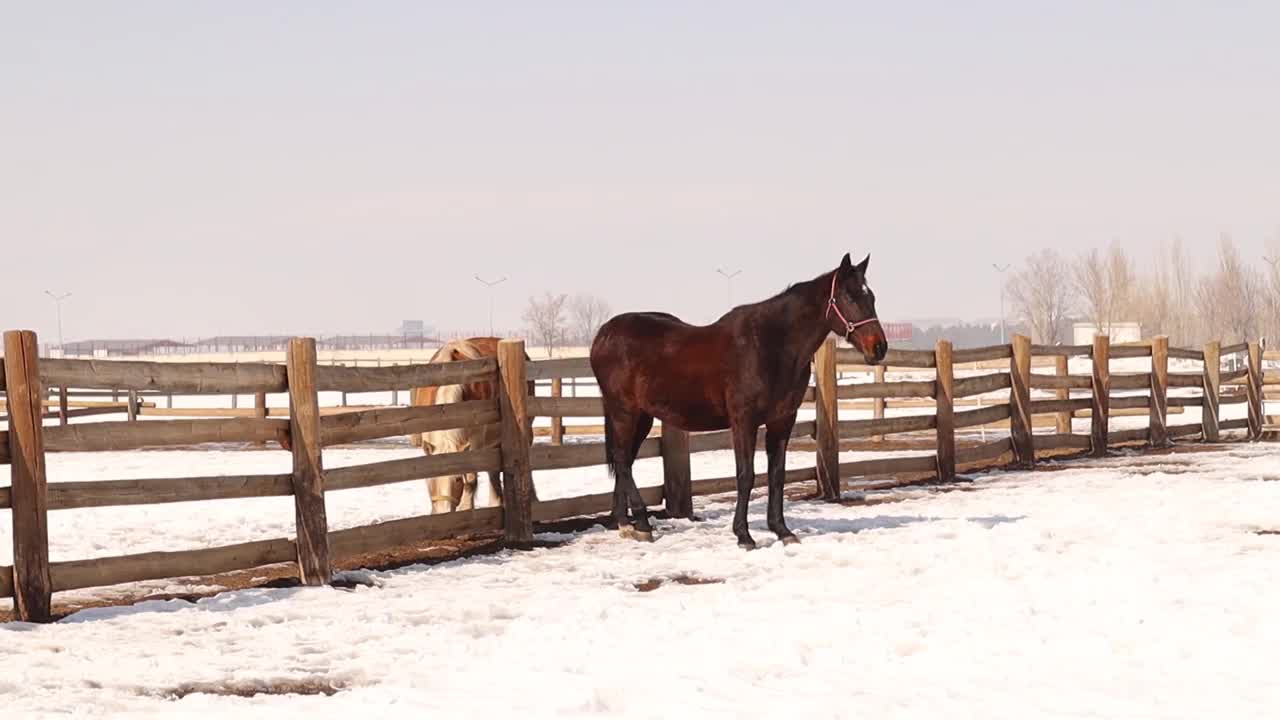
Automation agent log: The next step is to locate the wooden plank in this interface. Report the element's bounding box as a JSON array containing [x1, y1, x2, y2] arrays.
[[44, 417, 291, 453], [1030, 398, 1091, 415], [952, 345, 1012, 364], [952, 372, 1010, 398], [1202, 341, 1221, 442], [1109, 345, 1152, 359], [525, 357, 594, 381], [1091, 335, 1110, 456], [836, 347, 936, 368], [1219, 392, 1248, 406], [1248, 342, 1263, 440], [1108, 428, 1149, 445], [0, 473, 294, 511], [1169, 423, 1203, 439], [40, 358, 287, 394], [3, 330, 52, 622], [934, 340, 955, 483], [661, 424, 693, 519], [1160, 347, 1183, 430], [326, 449, 501, 492], [1054, 355, 1072, 434], [1030, 344, 1092, 357], [837, 413, 936, 439], [1264, 371, 1280, 386], [1010, 335, 1034, 466], [693, 466, 820, 498], [286, 337, 331, 586], [1221, 418, 1250, 431], [498, 339, 535, 543], [1220, 369, 1249, 384], [953, 404, 1011, 428], [532, 486, 664, 523], [319, 400, 499, 447], [530, 437, 661, 472], [329, 509, 504, 559], [0, 430, 8, 465], [840, 453, 938, 478], [1110, 373, 1151, 391], [1168, 373, 1204, 388], [1110, 395, 1151, 411], [0, 565, 11, 599], [814, 338, 840, 499], [1221, 342, 1248, 356], [1030, 373, 1093, 390], [313, 357, 496, 393], [1168, 347, 1205, 362], [956, 438, 1013, 465], [50, 538, 297, 593], [1034, 434, 1093, 451], [526, 396, 604, 417], [687, 422, 813, 454], [837, 380, 934, 400], [1168, 395, 1204, 408]]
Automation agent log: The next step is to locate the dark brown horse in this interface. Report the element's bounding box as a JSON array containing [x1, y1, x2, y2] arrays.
[[589, 253, 887, 549]]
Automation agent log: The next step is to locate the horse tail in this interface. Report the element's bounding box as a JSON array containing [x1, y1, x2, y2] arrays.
[[602, 400, 619, 480]]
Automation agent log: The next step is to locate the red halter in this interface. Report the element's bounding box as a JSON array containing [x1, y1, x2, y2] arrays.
[[827, 270, 879, 336]]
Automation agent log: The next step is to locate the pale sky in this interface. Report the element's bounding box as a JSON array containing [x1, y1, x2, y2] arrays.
[[3, 1, 1277, 342]]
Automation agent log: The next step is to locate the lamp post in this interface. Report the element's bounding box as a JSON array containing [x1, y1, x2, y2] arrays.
[[991, 264, 1010, 344], [44, 290, 71, 355], [474, 275, 507, 337], [716, 268, 741, 308]]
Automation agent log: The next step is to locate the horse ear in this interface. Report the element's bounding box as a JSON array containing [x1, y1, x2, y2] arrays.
[[855, 253, 870, 275], [840, 252, 852, 272]]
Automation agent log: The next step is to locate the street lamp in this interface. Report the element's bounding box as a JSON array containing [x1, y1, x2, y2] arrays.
[[44, 290, 71, 354], [716, 268, 742, 308], [474, 275, 507, 337], [991, 264, 1010, 344]]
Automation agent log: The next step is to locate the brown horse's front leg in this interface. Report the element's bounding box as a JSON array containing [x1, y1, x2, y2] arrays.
[[731, 421, 759, 549], [765, 415, 799, 545]]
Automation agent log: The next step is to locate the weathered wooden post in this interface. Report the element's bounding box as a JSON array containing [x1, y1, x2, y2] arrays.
[[286, 337, 332, 585], [1054, 355, 1071, 434], [1248, 341, 1263, 440], [872, 364, 887, 442], [813, 337, 840, 499], [253, 391, 268, 447], [58, 386, 69, 427], [1202, 341, 1221, 442], [1149, 336, 1169, 447], [661, 422, 693, 519], [934, 340, 956, 482], [3, 330, 52, 622], [497, 339, 535, 544], [1009, 335, 1034, 467], [127, 389, 139, 422], [551, 377, 564, 445], [1091, 335, 1111, 456]]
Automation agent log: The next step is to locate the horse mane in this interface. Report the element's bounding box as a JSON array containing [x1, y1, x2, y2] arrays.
[[431, 338, 485, 363]]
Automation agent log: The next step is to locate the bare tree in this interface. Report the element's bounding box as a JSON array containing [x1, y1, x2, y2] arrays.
[[1134, 241, 1174, 341], [1007, 249, 1076, 344], [569, 294, 613, 346], [1198, 234, 1263, 344], [522, 292, 569, 357], [1107, 243, 1136, 322], [1264, 231, 1280, 345], [1073, 248, 1110, 335]]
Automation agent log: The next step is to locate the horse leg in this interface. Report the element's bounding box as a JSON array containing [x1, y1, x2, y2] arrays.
[[429, 476, 458, 514], [457, 472, 477, 511], [620, 414, 656, 539], [766, 414, 800, 545], [731, 420, 760, 550], [605, 409, 653, 540], [487, 470, 503, 508]]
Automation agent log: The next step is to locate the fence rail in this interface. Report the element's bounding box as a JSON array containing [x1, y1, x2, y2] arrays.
[[2, 329, 1277, 622]]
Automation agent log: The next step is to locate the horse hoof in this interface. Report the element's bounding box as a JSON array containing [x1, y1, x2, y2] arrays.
[[618, 524, 635, 539], [632, 530, 655, 543], [781, 535, 801, 546], [737, 540, 757, 551]]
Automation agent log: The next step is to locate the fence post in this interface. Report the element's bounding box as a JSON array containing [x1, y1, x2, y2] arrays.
[[1091, 335, 1111, 456], [127, 389, 139, 422], [1248, 341, 1263, 440], [3, 330, 52, 622], [1202, 341, 1220, 442], [254, 391, 268, 447], [1054, 355, 1071, 434], [551, 377, 564, 445], [934, 340, 955, 482], [286, 337, 332, 585], [1149, 336, 1169, 447], [1009, 335, 1034, 467], [58, 386, 68, 426], [872, 364, 886, 442], [497, 339, 535, 544], [813, 337, 840, 499], [661, 422, 693, 519]]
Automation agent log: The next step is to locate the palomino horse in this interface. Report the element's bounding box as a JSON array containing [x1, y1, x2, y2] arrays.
[[410, 337, 534, 513], [590, 253, 888, 549]]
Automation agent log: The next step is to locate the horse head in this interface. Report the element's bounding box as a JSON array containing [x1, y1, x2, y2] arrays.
[[826, 252, 888, 364]]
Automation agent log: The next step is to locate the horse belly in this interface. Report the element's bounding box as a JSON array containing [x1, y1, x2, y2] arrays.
[[637, 377, 730, 432]]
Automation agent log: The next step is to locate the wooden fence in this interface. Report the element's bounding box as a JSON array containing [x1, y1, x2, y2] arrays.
[[2, 329, 1277, 622]]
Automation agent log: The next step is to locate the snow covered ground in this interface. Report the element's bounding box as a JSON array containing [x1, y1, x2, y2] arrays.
[[3, 442, 1280, 718]]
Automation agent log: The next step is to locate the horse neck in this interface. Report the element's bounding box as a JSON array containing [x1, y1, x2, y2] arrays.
[[757, 272, 836, 361]]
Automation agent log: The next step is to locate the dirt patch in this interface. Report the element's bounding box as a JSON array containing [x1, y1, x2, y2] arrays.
[[634, 574, 724, 592], [152, 677, 347, 700]]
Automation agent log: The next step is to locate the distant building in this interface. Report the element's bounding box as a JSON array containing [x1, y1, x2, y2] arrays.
[[399, 320, 426, 337], [1072, 321, 1142, 345]]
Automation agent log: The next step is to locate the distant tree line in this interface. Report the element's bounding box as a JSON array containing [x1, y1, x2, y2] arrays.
[[522, 293, 613, 357]]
